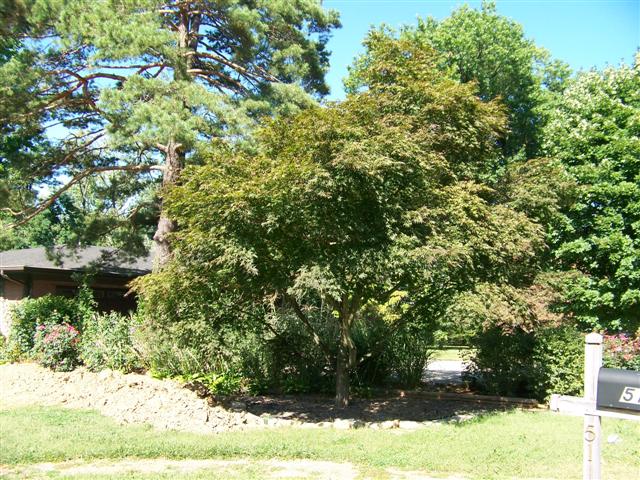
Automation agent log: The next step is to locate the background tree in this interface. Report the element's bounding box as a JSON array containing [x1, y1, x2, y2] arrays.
[[136, 39, 550, 406], [0, 0, 340, 264], [346, 0, 570, 158], [541, 55, 640, 333], [0, 176, 158, 253]]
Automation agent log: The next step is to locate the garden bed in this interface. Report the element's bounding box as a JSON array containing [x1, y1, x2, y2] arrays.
[[232, 392, 531, 426], [1, 363, 538, 434]]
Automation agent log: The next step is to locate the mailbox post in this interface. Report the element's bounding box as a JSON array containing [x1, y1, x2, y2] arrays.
[[583, 333, 602, 480], [550, 332, 639, 479]]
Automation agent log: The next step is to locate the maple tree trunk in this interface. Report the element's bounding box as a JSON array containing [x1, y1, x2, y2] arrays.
[[335, 307, 357, 408]]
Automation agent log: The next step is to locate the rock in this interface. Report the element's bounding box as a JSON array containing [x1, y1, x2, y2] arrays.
[[398, 421, 422, 430], [607, 434, 622, 444], [300, 422, 319, 429], [230, 400, 246, 410], [243, 412, 262, 425], [447, 414, 474, 423], [380, 420, 400, 429], [5, 363, 467, 436], [333, 418, 355, 430], [352, 420, 366, 429], [98, 370, 114, 382], [266, 418, 280, 427], [421, 420, 440, 427]]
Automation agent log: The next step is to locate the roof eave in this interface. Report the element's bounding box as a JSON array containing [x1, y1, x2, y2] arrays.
[[1, 266, 149, 279]]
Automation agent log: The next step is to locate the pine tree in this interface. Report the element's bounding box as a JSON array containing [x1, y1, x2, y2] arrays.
[[0, 0, 339, 265]]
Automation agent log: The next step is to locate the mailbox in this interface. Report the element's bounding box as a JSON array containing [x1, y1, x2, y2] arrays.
[[596, 367, 640, 413]]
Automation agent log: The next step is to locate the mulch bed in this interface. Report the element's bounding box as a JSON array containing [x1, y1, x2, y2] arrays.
[[229, 392, 527, 423]]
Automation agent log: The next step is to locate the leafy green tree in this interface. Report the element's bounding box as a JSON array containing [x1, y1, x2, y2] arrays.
[[347, 1, 570, 157], [542, 55, 640, 333], [0, 0, 339, 264], [137, 39, 548, 406]]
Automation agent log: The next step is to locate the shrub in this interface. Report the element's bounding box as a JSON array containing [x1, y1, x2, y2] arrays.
[[33, 322, 80, 371], [7, 295, 78, 360], [351, 315, 393, 388], [0, 335, 9, 364], [133, 316, 231, 379], [386, 329, 434, 389], [603, 333, 640, 370], [179, 371, 246, 396], [255, 312, 334, 394], [466, 326, 537, 398], [531, 326, 584, 398], [467, 324, 584, 401], [135, 297, 436, 396], [80, 312, 141, 373]]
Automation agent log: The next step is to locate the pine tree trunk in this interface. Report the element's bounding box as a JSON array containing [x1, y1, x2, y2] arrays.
[[152, 141, 183, 269], [152, 8, 198, 269]]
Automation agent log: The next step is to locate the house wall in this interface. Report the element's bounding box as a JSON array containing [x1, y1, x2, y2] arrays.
[[31, 278, 76, 297], [0, 280, 23, 337], [31, 278, 137, 313]]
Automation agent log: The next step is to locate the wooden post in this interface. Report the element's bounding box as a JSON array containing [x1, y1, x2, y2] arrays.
[[583, 332, 602, 480]]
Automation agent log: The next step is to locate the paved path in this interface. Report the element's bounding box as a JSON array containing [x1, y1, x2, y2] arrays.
[[423, 360, 466, 385]]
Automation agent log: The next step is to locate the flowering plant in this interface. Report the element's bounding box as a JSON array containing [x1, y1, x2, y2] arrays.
[[33, 323, 81, 371], [603, 333, 640, 371]]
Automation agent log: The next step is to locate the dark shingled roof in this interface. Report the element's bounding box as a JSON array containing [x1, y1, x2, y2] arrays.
[[0, 246, 152, 277]]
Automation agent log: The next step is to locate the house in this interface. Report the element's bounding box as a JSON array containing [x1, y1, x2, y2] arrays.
[[0, 246, 152, 336]]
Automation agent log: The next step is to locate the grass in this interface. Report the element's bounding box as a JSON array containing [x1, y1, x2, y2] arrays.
[[430, 348, 471, 361], [1, 406, 639, 479], [4, 465, 268, 480]]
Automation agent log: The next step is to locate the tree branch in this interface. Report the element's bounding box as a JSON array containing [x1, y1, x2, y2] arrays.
[[8, 164, 165, 228], [188, 48, 277, 84], [284, 293, 333, 361], [31, 131, 105, 178], [187, 67, 247, 92]]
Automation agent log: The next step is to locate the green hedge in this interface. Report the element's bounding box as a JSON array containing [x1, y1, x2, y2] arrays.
[[467, 325, 584, 401]]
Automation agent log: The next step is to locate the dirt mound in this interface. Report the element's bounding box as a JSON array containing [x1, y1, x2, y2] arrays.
[[0, 363, 264, 434]]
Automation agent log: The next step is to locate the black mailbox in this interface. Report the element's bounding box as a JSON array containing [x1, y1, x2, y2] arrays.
[[596, 368, 640, 413]]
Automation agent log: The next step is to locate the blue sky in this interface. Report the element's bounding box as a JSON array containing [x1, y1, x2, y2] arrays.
[[323, 0, 640, 99]]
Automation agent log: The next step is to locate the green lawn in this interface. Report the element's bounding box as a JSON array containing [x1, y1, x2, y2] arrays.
[[430, 348, 468, 361], [1, 406, 639, 479]]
